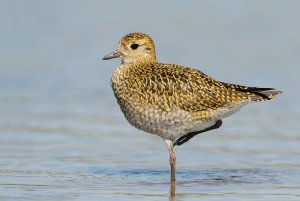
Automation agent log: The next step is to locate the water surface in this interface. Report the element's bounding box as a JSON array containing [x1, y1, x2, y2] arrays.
[[0, 1, 299, 200]]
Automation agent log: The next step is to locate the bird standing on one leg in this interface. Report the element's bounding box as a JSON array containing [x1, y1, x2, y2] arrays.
[[103, 32, 282, 183]]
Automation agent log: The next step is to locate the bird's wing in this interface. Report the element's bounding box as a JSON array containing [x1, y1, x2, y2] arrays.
[[138, 63, 244, 112]]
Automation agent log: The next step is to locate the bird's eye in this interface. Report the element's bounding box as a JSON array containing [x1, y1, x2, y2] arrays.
[[130, 43, 139, 50]]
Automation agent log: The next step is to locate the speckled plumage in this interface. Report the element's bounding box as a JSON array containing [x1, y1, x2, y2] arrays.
[[104, 32, 282, 141]]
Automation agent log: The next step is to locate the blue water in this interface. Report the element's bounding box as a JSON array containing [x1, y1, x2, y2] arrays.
[[0, 1, 299, 200]]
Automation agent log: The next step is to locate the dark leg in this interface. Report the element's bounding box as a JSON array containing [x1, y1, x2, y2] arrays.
[[173, 120, 222, 146]]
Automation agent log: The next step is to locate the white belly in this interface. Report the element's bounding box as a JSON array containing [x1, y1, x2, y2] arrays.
[[123, 102, 247, 141]]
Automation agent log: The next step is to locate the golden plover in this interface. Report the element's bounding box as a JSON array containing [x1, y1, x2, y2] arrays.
[[103, 32, 282, 182]]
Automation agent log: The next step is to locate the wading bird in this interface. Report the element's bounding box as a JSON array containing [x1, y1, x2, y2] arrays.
[[103, 32, 281, 183]]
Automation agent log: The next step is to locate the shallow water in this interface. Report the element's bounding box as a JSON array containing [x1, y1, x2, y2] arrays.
[[0, 1, 300, 200]]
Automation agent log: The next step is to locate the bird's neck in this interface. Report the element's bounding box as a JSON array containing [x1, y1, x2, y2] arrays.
[[118, 60, 157, 76], [121, 55, 157, 64]]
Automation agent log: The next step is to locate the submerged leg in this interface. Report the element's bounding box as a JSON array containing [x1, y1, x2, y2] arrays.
[[173, 120, 222, 146], [164, 139, 176, 183]]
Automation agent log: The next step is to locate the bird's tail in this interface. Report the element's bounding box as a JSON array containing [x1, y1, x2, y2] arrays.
[[221, 82, 282, 102], [245, 87, 282, 101]]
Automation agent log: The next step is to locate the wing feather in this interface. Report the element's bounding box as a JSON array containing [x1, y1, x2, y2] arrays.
[[139, 64, 239, 112]]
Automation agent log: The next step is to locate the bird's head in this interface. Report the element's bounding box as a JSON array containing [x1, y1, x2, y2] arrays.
[[103, 32, 156, 64]]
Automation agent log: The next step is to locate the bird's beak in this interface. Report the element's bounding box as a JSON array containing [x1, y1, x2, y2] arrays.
[[102, 50, 122, 60]]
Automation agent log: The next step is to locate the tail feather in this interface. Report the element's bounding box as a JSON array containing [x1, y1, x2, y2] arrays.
[[220, 82, 282, 101], [246, 87, 282, 101]]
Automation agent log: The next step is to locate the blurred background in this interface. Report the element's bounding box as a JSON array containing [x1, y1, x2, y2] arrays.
[[0, 1, 299, 201]]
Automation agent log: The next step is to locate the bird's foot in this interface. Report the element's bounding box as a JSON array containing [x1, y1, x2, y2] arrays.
[[173, 120, 222, 146]]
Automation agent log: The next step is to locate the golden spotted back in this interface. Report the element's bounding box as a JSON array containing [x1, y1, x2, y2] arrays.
[[112, 62, 276, 113]]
